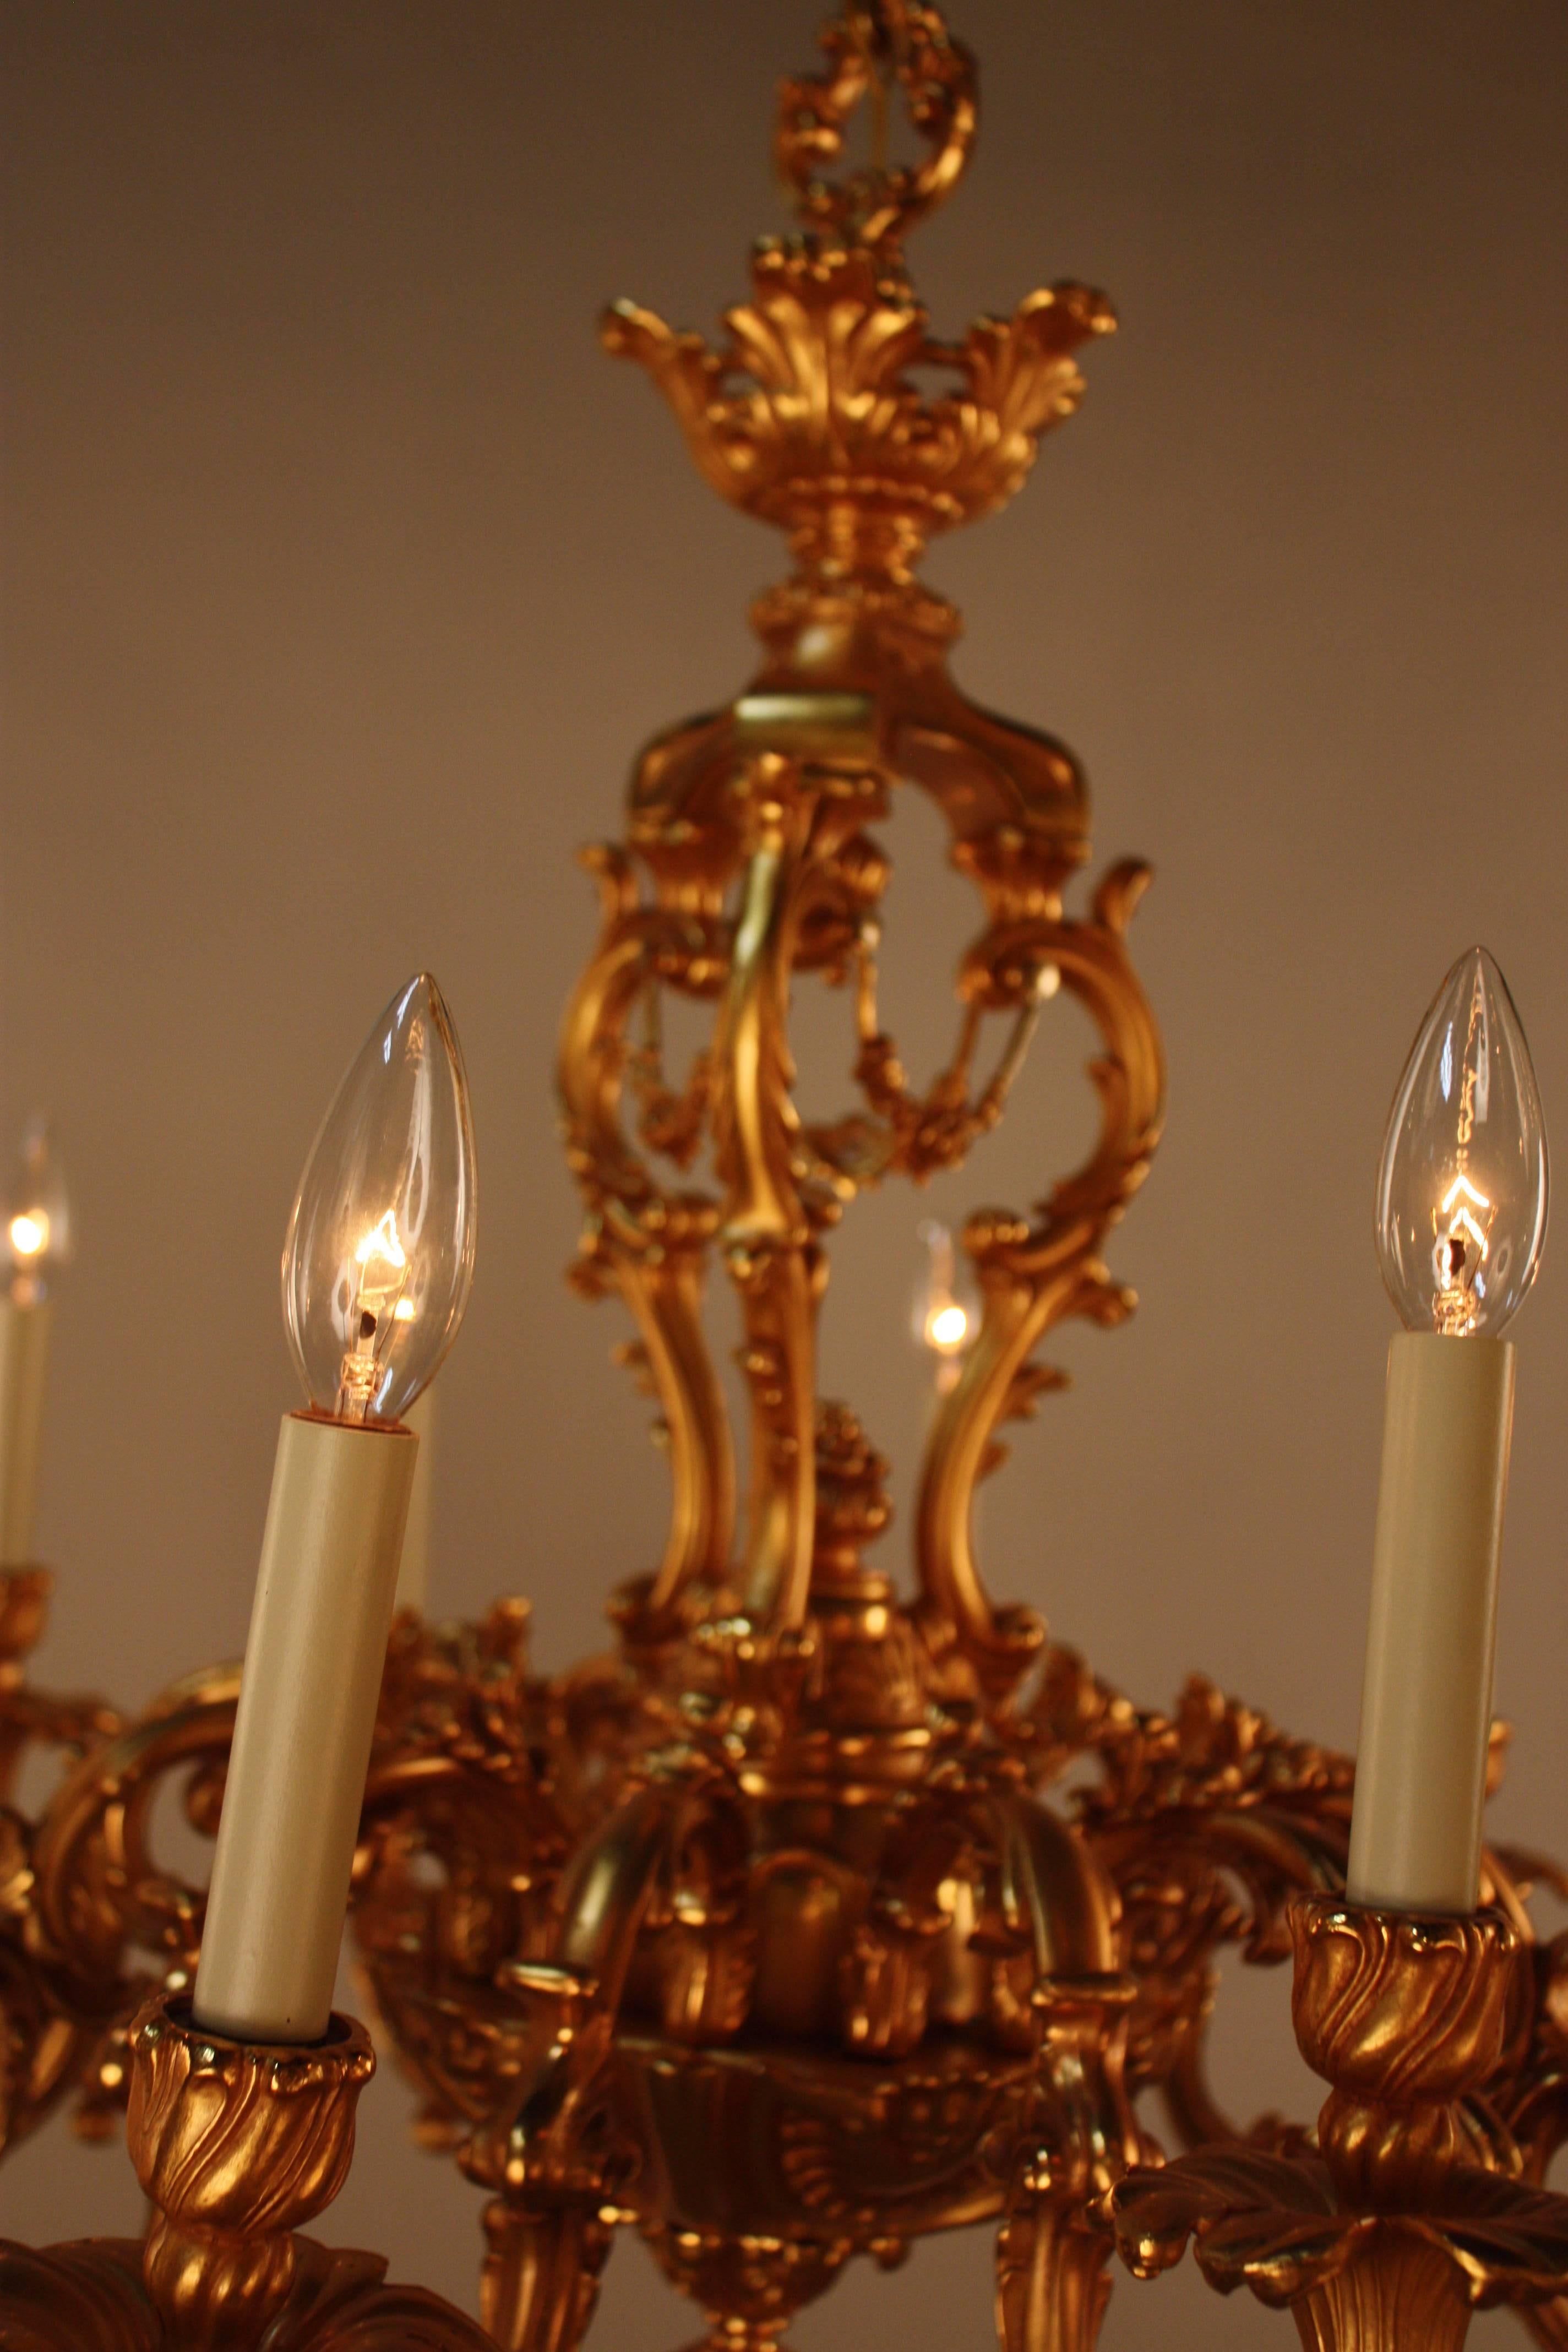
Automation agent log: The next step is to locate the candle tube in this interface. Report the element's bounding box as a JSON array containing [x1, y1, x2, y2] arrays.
[[1346, 1334, 1513, 1912], [194, 971, 477, 2044], [1346, 948, 1547, 1914], [394, 1384, 434, 1614], [0, 1295, 52, 1565], [0, 1118, 72, 1564], [193, 1412, 416, 2042]]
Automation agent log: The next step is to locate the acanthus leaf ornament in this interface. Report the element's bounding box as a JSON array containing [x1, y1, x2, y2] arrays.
[[602, 264, 1113, 584], [0, 1990, 497, 2350], [1113, 1899, 1568, 2349]]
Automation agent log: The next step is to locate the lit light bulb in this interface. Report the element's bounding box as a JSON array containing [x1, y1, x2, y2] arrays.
[[928, 1302, 970, 1351], [1375, 947, 1547, 1337], [6, 1118, 72, 1305], [912, 1218, 978, 1377], [282, 973, 477, 1424]]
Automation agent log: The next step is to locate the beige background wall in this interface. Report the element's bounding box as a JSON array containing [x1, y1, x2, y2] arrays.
[[2, 3, 1566, 2343]]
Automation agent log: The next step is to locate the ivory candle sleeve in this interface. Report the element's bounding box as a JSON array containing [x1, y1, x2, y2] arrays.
[[194, 1410, 417, 2043], [0, 1295, 53, 1566], [1347, 1332, 1515, 1915], [394, 1385, 433, 1615]]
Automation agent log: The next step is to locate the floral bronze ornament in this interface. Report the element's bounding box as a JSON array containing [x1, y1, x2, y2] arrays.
[[0, 1564, 122, 2158], [0, 1988, 496, 2350], [1110, 1896, 1568, 2349]]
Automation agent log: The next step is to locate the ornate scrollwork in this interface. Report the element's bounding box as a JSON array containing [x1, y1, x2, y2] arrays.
[[9, 14, 1568, 2352], [1026, 1655, 1357, 2141], [132, 1996, 377, 2333], [606, 0, 1108, 592], [913, 861, 1164, 1703], [996, 1975, 1147, 2352], [0, 1566, 123, 2159], [1112, 1898, 1568, 2351], [0, 1990, 496, 2350], [0, 1570, 119, 1796], [603, 261, 1110, 586], [562, 0, 1144, 1712], [775, 0, 977, 256], [559, 841, 737, 1618]]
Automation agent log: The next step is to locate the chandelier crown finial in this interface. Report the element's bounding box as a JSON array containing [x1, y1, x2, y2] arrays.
[[602, 0, 1114, 592]]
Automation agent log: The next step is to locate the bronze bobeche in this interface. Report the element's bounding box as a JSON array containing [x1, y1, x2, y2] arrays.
[[0, 1985, 494, 2348], [1113, 1898, 1568, 2349], [7, 6, 1568, 2349]]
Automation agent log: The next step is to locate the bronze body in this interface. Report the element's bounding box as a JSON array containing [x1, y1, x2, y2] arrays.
[[4, 8, 1568, 2350], [0, 1991, 493, 2349], [1113, 1897, 1568, 2349]]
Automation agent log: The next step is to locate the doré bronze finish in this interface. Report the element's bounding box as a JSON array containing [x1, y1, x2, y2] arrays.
[[3, 7, 1568, 2350], [0, 1564, 123, 2155], [1113, 1894, 1568, 2349], [0, 1986, 493, 2349]]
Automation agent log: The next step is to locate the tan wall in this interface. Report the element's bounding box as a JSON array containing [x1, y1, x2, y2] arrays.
[[2, 4, 1566, 2344]]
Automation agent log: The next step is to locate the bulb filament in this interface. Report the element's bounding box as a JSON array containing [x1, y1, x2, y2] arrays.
[[1431, 981, 1495, 1335], [1433, 1171, 1494, 1334], [336, 1209, 410, 1420]]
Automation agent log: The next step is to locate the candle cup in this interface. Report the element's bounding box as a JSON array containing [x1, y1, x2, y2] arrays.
[[131, 1990, 376, 2342], [1111, 1893, 1568, 2351], [1347, 1332, 1515, 1915], [193, 1409, 417, 2045], [1291, 1897, 1520, 2211], [0, 1983, 496, 2350]]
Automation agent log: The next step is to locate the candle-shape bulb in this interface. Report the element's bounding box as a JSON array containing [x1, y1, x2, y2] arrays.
[[912, 1218, 977, 1359], [283, 972, 476, 1424], [1375, 947, 1547, 1337], [7, 1117, 72, 1304]]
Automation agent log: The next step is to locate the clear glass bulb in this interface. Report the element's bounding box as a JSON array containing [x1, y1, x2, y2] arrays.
[[911, 1218, 978, 1359], [1375, 947, 1548, 1337], [282, 973, 477, 1423], [7, 1117, 72, 1304]]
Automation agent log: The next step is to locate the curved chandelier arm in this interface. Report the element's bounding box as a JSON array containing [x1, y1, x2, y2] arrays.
[[31, 1667, 240, 1995], [554, 1781, 703, 2014], [710, 786, 821, 1635], [984, 1789, 1120, 1977], [915, 863, 1164, 1701], [558, 846, 736, 1609], [0, 1571, 122, 1806], [616, 1247, 734, 1618]]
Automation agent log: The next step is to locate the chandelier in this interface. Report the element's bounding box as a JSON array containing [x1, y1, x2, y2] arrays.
[[4, 7, 1568, 2350]]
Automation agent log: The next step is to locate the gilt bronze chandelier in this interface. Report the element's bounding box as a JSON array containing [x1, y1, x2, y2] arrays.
[[3, 8, 1568, 2351]]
